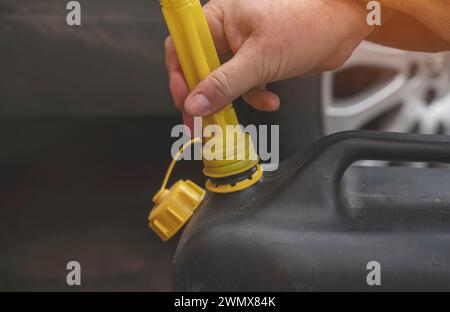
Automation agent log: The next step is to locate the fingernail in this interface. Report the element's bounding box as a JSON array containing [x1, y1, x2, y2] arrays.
[[186, 93, 210, 116]]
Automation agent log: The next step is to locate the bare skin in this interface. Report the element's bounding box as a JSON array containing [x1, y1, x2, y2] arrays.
[[165, 0, 373, 128]]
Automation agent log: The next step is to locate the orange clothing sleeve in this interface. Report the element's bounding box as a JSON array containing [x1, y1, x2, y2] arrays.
[[359, 0, 450, 52]]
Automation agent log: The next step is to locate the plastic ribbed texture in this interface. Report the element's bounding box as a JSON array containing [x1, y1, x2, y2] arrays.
[[149, 180, 206, 241]]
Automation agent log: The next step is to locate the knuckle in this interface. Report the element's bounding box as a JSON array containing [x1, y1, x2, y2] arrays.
[[203, 3, 222, 22], [210, 68, 234, 100], [259, 46, 283, 82]]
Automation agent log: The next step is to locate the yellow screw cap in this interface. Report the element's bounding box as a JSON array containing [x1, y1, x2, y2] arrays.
[[149, 180, 206, 241]]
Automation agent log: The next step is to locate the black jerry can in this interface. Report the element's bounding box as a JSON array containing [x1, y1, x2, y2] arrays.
[[173, 131, 450, 291]]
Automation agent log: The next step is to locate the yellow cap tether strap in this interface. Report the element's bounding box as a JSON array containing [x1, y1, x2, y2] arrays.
[[149, 137, 206, 241]]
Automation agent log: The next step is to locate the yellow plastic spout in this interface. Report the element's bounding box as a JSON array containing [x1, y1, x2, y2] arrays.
[[160, 0, 262, 192]]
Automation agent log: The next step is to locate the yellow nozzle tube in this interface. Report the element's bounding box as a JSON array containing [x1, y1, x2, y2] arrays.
[[160, 0, 262, 191]]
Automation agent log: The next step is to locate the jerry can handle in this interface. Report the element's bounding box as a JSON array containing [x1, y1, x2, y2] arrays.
[[314, 130, 450, 179]]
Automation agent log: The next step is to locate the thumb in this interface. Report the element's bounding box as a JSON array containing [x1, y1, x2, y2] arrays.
[[184, 40, 262, 116]]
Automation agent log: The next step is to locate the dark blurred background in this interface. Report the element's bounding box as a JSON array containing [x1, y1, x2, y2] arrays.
[[0, 0, 322, 291], [0, 0, 195, 291], [0, 0, 173, 116]]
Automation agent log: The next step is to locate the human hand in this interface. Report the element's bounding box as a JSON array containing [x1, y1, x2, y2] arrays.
[[165, 0, 372, 126]]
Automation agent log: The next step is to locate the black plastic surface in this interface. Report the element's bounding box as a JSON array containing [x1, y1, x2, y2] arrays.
[[173, 131, 450, 291]]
